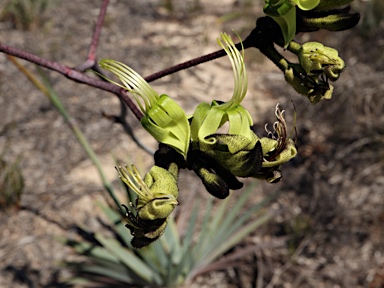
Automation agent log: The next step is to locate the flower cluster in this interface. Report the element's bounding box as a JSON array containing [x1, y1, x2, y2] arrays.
[[283, 40, 345, 103], [100, 32, 297, 247], [260, 0, 357, 103]]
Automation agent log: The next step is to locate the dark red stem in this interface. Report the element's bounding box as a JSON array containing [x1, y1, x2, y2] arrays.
[[75, 0, 110, 71], [0, 43, 143, 120], [144, 41, 252, 82]]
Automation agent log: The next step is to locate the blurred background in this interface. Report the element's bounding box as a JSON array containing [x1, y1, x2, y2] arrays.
[[0, 0, 383, 287]]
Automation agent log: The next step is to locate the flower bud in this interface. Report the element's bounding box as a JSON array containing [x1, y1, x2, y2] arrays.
[[298, 42, 345, 81], [117, 163, 179, 248]]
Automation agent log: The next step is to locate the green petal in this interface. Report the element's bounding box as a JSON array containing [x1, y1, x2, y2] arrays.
[[190, 102, 212, 143], [197, 107, 226, 149], [227, 105, 253, 137], [142, 116, 187, 158], [143, 95, 190, 158], [271, 6, 297, 47]]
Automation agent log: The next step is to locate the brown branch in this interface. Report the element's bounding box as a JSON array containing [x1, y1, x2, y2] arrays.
[[144, 41, 253, 83], [75, 0, 110, 71], [144, 48, 227, 82], [0, 17, 274, 121], [69, 0, 151, 152], [0, 42, 143, 120]]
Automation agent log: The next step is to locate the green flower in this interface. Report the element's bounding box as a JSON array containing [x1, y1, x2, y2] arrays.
[[117, 163, 179, 248], [118, 164, 179, 221], [187, 32, 264, 197], [264, 0, 320, 47], [298, 41, 345, 81], [190, 32, 259, 172], [191, 32, 253, 150], [99, 59, 190, 159]]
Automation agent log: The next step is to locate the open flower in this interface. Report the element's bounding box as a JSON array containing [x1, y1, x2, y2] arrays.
[[117, 163, 179, 248], [263, 0, 320, 47], [191, 32, 253, 150], [99, 59, 190, 159], [187, 32, 264, 197]]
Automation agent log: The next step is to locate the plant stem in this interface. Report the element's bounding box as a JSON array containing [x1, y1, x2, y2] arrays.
[[75, 0, 110, 71], [0, 42, 143, 120]]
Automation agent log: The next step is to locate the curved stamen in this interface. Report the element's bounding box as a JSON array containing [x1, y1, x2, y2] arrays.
[[116, 164, 153, 203], [99, 59, 159, 113], [216, 32, 248, 110]]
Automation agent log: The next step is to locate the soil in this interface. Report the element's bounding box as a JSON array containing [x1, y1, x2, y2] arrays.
[[0, 0, 383, 287]]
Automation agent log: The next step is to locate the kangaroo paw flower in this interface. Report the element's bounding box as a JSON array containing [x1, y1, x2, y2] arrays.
[[298, 41, 345, 81], [191, 32, 254, 150], [117, 163, 179, 248], [189, 32, 268, 190], [99, 59, 190, 159]]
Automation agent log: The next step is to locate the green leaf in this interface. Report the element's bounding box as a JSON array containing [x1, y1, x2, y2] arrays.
[[75, 263, 134, 284], [95, 233, 161, 285]]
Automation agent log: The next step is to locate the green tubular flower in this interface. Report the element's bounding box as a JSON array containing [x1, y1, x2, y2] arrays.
[[187, 32, 266, 195], [298, 42, 345, 81], [191, 32, 253, 149], [118, 164, 179, 221], [99, 59, 190, 159], [263, 0, 320, 47], [117, 163, 179, 248]]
